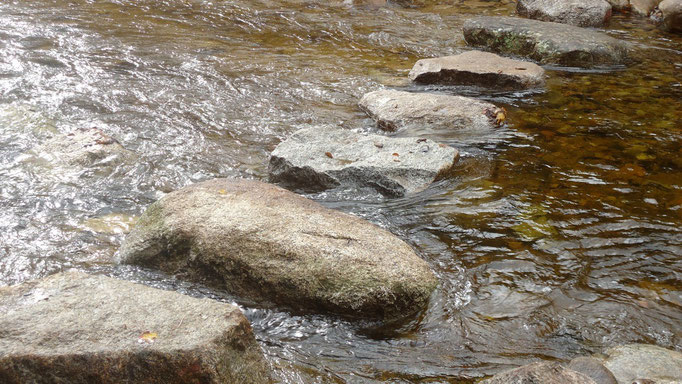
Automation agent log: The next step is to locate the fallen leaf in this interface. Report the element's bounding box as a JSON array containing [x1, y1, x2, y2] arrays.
[[138, 331, 157, 344], [416, 138, 427, 143], [392, 153, 399, 156], [325, 152, 333, 158], [218, 189, 226, 195]]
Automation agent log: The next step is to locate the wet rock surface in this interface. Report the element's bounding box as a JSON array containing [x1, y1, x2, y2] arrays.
[[269, 126, 458, 196], [463, 16, 631, 67], [658, 0, 682, 31], [481, 361, 598, 384], [600, 344, 682, 384], [408, 51, 545, 90], [568, 357, 618, 384], [359, 89, 498, 132], [119, 178, 439, 320], [0, 271, 271, 384], [27, 127, 131, 167], [632, 0, 663, 15], [516, 0, 613, 27]]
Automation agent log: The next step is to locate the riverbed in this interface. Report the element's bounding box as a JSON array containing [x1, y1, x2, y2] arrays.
[[0, 0, 680, 382]]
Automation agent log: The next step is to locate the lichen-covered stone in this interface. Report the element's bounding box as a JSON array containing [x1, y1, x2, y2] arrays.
[[409, 51, 545, 90], [269, 126, 458, 196], [0, 272, 271, 384], [463, 16, 631, 67], [481, 361, 597, 384], [119, 179, 438, 320], [359, 89, 498, 132], [600, 344, 682, 384], [516, 0, 613, 27]]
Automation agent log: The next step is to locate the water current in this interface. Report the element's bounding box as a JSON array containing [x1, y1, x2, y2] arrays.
[[0, 0, 680, 382]]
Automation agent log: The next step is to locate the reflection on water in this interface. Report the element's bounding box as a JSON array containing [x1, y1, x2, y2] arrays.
[[0, 0, 680, 382]]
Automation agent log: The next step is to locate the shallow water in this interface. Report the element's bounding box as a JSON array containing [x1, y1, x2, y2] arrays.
[[0, 0, 680, 382]]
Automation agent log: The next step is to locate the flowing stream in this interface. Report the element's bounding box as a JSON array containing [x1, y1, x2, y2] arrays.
[[0, 0, 681, 382]]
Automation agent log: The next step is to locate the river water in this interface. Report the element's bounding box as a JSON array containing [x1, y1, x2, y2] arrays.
[[0, 0, 680, 382]]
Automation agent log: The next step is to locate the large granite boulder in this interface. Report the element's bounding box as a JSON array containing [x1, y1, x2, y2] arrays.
[[600, 344, 682, 384], [269, 126, 458, 196], [118, 179, 438, 320], [0, 272, 271, 384], [409, 51, 545, 90], [463, 16, 631, 67], [482, 361, 597, 384], [657, 0, 682, 31], [516, 0, 613, 27], [359, 89, 499, 132]]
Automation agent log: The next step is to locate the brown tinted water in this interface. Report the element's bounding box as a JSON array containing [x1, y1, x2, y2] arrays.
[[0, 0, 680, 382]]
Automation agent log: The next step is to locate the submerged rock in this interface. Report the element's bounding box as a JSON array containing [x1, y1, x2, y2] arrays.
[[600, 344, 682, 384], [463, 16, 630, 67], [409, 51, 545, 90], [0, 271, 271, 384], [28, 127, 132, 167], [657, 0, 682, 31], [359, 89, 499, 132], [481, 361, 597, 384], [119, 179, 438, 320], [269, 126, 458, 196], [568, 357, 618, 384], [516, 0, 613, 27]]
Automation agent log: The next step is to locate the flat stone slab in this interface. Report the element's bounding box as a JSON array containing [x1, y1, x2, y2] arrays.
[[119, 179, 438, 320], [359, 89, 499, 133], [482, 361, 597, 384], [408, 51, 545, 90], [0, 272, 271, 384], [269, 126, 458, 196], [517, 0, 613, 27], [600, 344, 682, 384], [463, 16, 631, 67]]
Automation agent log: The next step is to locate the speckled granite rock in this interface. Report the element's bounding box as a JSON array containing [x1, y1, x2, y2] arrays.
[[517, 0, 613, 27], [463, 16, 631, 67], [119, 178, 438, 320], [0, 272, 271, 384], [409, 51, 545, 90], [481, 361, 597, 384], [269, 125, 458, 196], [359, 89, 499, 132], [600, 344, 682, 384]]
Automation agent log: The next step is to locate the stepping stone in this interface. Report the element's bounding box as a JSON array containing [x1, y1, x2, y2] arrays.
[[269, 126, 458, 196], [516, 0, 613, 27], [119, 179, 438, 320], [359, 89, 500, 132], [600, 344, 682, 384], [463, 16, 631, 67], [0, 272, 271, 384], [409, 51, 545, 90], [482, 361, 597, 384]]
